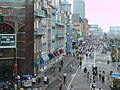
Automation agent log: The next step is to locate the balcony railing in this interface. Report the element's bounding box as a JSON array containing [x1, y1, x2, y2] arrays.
[[57, 33, 64, 38], [56, 20, 64, 26], [34, 9, 45, 18], [51, 22, 56, 27], [0, 0, 25, 2], [57, 44, 64, 49], [34, 29, 46, 36]]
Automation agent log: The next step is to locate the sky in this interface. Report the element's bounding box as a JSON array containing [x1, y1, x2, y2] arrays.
[[67, 0, 120, 32]]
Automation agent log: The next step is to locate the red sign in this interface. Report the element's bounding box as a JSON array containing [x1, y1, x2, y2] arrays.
[[0, 23, 14, 34]]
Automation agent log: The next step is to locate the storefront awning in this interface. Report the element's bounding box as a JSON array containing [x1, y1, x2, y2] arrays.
[[41, 53, 49, 62], [59, 49, 64, 54], [53, 51, 59, 56], [48, 54, 54, 59], [40, 58, 44, 64]]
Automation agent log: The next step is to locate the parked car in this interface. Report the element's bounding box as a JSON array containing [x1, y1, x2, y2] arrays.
[[22, 74, 32, 88]]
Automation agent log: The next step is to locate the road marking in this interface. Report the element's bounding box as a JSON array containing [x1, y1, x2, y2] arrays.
[[66, 68, 79, 90]]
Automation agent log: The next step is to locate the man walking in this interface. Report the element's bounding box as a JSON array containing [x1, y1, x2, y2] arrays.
[[63, 72, 67, 84]]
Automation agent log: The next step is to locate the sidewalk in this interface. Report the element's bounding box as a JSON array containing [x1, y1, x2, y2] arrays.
[[31, 56, 75, 90]]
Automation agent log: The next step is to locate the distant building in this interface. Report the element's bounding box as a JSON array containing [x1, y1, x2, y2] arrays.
[[73, 0, 85, 18], [108, 26, 120, 39], [88, 24, 103, 38]]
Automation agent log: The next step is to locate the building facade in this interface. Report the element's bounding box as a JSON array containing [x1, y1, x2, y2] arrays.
[[0, 0, 34, 81], [73, 0, 85, 18], [62, 0, 73, 56]]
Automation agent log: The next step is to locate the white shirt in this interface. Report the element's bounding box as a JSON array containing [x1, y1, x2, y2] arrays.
[[44, 76, 47, 81], [63, 73, 67, 77], [32, 77, 36, 83]]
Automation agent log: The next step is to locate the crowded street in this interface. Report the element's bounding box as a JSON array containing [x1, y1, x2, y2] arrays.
[[29, 39, 120, 90], [0, 0, 120, 90]]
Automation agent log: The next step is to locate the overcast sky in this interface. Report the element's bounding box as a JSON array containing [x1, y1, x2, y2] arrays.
[[67, 0, 120, 32]]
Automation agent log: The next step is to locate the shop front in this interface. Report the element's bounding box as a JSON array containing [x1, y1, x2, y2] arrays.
[[34, 58, 39, 75], [40, 53, 49, 71], [0, 23, 16, 82]]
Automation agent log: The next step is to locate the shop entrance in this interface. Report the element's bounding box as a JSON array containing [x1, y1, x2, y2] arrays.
[[0, 60, 14, 81]]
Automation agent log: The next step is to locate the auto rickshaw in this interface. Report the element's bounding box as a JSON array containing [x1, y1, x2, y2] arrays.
[[110, 73, 120, 90]]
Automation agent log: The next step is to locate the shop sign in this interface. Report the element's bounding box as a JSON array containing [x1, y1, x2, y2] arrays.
[[0, 23, 14, 34], [0, 34, 16, 48]]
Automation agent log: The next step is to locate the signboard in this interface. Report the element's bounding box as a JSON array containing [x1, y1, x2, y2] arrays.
[[0, 34, 16, 48], [0, 23, 14, 34]]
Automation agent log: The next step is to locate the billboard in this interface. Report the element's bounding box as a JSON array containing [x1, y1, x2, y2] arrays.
[[0, 34, 16, 48]]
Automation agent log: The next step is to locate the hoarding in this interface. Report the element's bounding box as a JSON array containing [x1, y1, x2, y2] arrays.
[[0, 34, 16, 48]]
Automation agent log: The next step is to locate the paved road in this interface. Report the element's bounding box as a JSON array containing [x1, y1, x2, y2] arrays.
[[47, 49, 119, 90]]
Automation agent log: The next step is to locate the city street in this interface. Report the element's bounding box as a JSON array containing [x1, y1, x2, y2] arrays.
[[46, 48, 119, 90]]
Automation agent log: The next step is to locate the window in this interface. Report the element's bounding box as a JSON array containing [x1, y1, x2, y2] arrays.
[[42, 43, 46, 52]]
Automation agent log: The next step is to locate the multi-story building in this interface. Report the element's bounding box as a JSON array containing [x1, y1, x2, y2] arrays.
[[88, 24, 103, 39], [47, 0, 57, 67], [0, 0, 34, 81], [73, 0, 85, 18], [72, 14, 84, 46], [34, 0, 48, 73], [55, 0, 65, 59], [108, 26, 120, 39], [62, 0, 72, 56]]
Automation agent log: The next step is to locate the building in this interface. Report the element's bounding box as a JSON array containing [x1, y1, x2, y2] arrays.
[[62, 0, 73, 56], [108, 26, 120, 39], [73, 0, 85, 18], [34, 0, 48, 74], [88, 24, 103, 39], [0, 0, 34, 81]]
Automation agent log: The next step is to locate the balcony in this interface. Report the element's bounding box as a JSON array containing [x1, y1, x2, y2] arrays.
[[51, 35, 55, 40], [52, 9, 56, 14], [0, 0, 25, 2], [56, 33, 64, 38], [57, 44, 64, 49], [56, 20, 64, 26], [34, 29, 46, 36], [51, 22, 56, 27], [34, 9, 45, 18]]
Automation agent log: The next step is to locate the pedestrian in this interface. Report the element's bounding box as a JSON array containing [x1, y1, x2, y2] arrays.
[[3, 85, 7, 90], [87, 72, 90, 79], [89, 76, 92, 82], [69, 64, 72, 72], [20, 86, 24, 90], [61, 60, 63, 67], [53, 64, 56, 72], [63, 72, 67, 84], [59, 65, 62, 72], [69, 85, 74, 90], [102, 71, 105, 83], [84, 67, 87, 75], [43, 75, 47, 85], [107, 59, 110, 64], [107, 74, 110, 80], [14, 83, 17, 90], [59, 84, 63, 90], [38, 76, 41, 84], [99, 70, 102, 80], [77, 60, 80, 68], [92, 80, 96, 89], [79, 61, 82, 68], [32, 76, 36, 84]]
